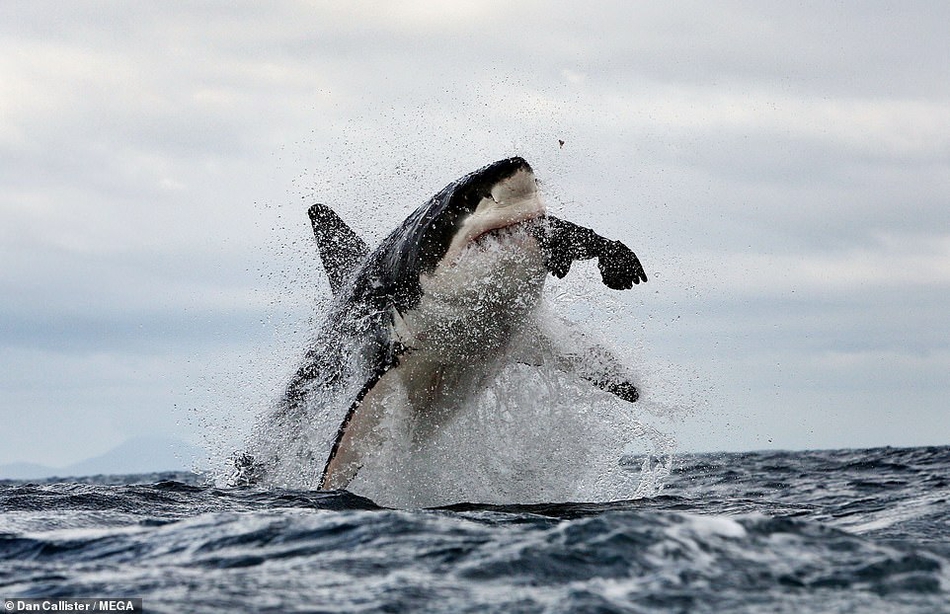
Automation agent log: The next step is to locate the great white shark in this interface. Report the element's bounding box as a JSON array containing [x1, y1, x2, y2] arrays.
[[235, 157, 647, 490]]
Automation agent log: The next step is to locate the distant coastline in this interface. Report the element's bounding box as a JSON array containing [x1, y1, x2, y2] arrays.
[[0, 435, 206, 480]]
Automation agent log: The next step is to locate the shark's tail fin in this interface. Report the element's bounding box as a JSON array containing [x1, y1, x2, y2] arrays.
[[308, 204, 370, 295]]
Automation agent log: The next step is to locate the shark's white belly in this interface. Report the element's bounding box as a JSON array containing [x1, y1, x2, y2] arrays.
[[399, 227, 547, 362], [322, 229, 547, 489], [395, 227, 548, 422]]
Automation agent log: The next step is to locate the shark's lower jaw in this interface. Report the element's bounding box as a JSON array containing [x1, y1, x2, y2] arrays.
[[440, 166, 545, 267], [470, 219, 538, 251], [412, 224, 547, 360]]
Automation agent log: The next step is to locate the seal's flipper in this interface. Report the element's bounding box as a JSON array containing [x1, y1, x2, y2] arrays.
[[308, 204, 370, 295], [596, 238, 647, 290], [534, 216, 647, 289]]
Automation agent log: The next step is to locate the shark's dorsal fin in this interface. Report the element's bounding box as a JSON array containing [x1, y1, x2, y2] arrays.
[[308, 204, 370, 295]]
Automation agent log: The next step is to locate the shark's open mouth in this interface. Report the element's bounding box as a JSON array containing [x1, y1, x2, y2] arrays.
[[470, 218, 539, 248]]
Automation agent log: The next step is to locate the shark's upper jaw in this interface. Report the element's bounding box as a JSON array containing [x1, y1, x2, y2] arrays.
[[439, 165, 546, 267]]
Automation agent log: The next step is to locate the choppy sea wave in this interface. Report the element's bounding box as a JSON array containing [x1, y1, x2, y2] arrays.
[[1, 446, 948, 613]]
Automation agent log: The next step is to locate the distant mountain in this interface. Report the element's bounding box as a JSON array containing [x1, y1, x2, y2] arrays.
[[0, 462, 60, 481], [0, 436, 207, 480]]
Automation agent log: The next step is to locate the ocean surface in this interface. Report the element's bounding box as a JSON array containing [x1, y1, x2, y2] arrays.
[[1, 445, 948, 613]]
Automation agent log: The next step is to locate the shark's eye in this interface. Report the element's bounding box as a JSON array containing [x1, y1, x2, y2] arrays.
[[462, 191, 484, 211]]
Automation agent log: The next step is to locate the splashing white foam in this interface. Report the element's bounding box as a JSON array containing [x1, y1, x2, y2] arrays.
[[342, 325, 675, 508]]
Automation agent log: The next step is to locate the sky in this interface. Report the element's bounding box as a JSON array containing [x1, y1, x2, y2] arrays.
[[2, 1, 949, 470]]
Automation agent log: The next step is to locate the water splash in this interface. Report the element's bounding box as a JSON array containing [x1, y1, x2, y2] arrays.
[[350, 357, 675, 508]]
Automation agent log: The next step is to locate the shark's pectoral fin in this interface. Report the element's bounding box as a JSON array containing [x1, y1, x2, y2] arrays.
[[508, 323, 546, 367], [536, 313, 640, 403], [308, 203, 370, 295], [589, 376, 639, 403]]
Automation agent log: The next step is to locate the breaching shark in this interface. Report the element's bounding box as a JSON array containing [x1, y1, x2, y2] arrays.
[[234, 157, 647, 490]]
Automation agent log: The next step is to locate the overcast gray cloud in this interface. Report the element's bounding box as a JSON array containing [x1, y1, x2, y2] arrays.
[[1, 1, 948, 470]]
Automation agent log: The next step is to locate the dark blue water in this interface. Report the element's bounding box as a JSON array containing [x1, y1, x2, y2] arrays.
[[2, 446, 948, 613]]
